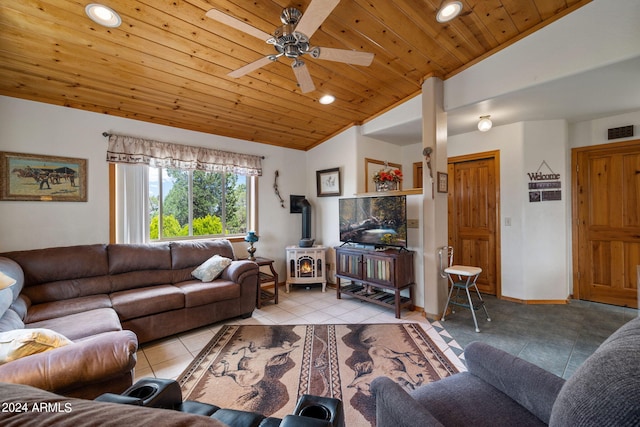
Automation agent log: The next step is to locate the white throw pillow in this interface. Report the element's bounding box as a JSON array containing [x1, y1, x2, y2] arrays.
[[191, 255, 232, 282], [0, 328, 73, 365]]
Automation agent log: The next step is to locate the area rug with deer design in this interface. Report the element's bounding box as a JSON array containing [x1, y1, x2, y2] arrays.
[[178, 323, 459, 426]]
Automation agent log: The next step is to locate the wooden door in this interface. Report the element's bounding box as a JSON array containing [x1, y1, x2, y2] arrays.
[[448, 152, 500, 295], [413, 162, 423, 188], [573, 140, 640, 308]]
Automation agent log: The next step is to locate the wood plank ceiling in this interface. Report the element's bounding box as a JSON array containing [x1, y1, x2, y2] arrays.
[[0, 0, 590, 151]]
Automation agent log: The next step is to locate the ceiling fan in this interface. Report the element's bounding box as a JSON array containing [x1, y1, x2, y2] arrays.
[[206, 0, 375, 93]]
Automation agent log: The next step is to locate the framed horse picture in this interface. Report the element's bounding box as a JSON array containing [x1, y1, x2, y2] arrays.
[[0, 151, 87, 202], [316, 167, 341, 197]]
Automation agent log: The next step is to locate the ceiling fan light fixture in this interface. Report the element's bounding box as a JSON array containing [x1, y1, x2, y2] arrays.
[[436, 1, 463, 23], [319, 95, 335, 105], [85, 4, 121, 28], [478, 115, 493, 132]]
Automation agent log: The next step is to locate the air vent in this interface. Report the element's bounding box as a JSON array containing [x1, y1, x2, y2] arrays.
[[607, 125, 634, 140]]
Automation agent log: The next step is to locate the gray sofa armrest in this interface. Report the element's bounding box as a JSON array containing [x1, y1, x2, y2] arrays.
[[0, 330, 137, 393], [465, 341, 565, 424], [371, 377, 444, 427]]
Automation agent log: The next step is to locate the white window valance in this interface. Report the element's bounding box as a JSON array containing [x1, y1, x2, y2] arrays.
[[106, 134, 262, 176]]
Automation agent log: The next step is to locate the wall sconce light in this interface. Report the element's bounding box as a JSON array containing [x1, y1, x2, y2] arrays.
[[478, 115, 492, 132]]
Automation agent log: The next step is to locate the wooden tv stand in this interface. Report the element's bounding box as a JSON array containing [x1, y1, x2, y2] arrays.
[[334, 246, 415, 318]]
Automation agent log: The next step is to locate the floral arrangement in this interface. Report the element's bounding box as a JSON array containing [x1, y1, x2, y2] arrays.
[[373, 167, 403, 183]]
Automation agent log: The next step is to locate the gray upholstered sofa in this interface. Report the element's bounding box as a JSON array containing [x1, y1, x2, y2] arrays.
[[0, 239, 259, 398], [372, 315, 640, 426]]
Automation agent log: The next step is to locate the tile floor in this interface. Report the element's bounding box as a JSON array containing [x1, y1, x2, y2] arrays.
[[135, 284, 638, 383], [134, 285, 465, 382]]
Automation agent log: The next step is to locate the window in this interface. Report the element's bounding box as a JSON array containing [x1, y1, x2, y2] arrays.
[[107, 133, 262, 244], [148, 167, 253, 240]]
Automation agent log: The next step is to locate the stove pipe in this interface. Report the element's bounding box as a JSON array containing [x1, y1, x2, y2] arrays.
[[299, 199, 314, 247]]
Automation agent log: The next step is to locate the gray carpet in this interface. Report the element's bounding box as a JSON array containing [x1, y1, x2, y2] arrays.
[[432, 295, 638, 378]]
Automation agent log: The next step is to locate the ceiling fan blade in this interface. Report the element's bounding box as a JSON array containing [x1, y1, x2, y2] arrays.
[[206, 9, 272, 41], [312, 47, 374, 66], [295, 0, 340, 39], [228, 56, 274, 78], [292, 60, 315, 93]]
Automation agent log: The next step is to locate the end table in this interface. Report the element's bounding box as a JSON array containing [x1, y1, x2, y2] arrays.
[[249, 257, 278, 308]]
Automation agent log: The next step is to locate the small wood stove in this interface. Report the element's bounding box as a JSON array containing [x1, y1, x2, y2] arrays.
[[285, 245, 327, 292]]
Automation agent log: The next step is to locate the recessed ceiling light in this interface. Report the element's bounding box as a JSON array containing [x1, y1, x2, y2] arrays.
[[85, 4, 122, 28], [319, 95, 335, 105], [436, 1, 463, 23]]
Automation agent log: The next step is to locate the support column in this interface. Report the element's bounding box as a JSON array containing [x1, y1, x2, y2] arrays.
[[421, 77, 449, 318]]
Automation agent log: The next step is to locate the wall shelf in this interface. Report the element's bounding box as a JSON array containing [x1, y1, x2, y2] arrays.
[[354, 188, 423, 197]]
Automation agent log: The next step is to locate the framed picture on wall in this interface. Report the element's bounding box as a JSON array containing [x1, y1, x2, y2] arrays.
[[364, 158, 402, 192], [0, 151, 87, 202], [437, 172, 448, 193], [316, 167, 341, 197]]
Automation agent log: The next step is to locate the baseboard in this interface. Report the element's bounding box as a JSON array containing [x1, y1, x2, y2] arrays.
[[423, 311, 442, 321], [501, 295, 568, 305]]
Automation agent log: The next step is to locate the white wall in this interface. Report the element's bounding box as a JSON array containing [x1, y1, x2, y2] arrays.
[[306, 127, 426, 307], [304, 127, 358, 282], [448, 121, 572, 301], [2, 95, 637, 305], [447, 114, 640, 302], [445, 0, 640, 111], [0, 96, 305, 280], [522, 121, 569, 300], [570, 111, 640, 148]]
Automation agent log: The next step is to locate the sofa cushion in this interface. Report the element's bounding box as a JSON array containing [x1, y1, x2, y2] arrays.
[[0, 328, 72, 365], [27, 308, 123, 341], [0, 257, 24, 318], [23, 276, 113, 305], [192, 255, 232, 282], [174, 280, 240, 308], [409, 372, 546, 426], [10, 296, 30, 321], [0, 309, 25, 333], [110, 270, 174, 293], [108, 243, 171, 275], [170, 239, 236, 270], [549, 316, 640, 427], [110, 285, 185, 321], [3, 244, 108, 287], [0, 288, 14, 324], [25, 295, 113, 324]]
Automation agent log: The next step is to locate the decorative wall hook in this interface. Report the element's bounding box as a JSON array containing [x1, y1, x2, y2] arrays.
[[423, 147, 433, 179], [273, 170, 285, 208]]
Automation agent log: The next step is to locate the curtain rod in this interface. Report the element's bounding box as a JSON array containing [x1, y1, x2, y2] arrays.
[[102, 132, 265, 159]]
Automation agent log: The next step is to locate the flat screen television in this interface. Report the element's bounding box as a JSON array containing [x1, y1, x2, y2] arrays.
[[339, 195, 407, 248]]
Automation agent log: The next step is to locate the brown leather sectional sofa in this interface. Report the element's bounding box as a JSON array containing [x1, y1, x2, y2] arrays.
[[0, 239, 259, 398]]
